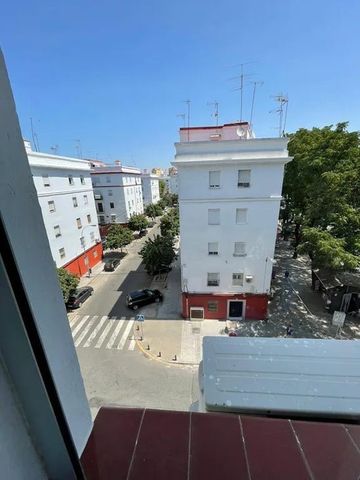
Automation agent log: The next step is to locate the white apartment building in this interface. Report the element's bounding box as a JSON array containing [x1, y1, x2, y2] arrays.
[[27, 141, 102, 276], [162, 174, 179, 195], [141, 174, 160, 205], [172, 122, 291, 320], [91, 165, 144, 224]]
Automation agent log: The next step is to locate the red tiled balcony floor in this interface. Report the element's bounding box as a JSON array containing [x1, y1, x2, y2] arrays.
[[81, 407, 360, 480]]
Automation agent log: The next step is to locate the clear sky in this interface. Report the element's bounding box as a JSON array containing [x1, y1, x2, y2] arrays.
[[1, 1, 359, 168]]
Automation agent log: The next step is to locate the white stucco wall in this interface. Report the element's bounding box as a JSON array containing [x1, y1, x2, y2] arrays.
[[29, 155, 100, 267], [141, 175, 160, 205]]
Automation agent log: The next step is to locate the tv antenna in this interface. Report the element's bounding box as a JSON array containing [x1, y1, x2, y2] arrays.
[[30, 117, 40, 152], [176, 113, 186, 126], [229, 62, 255, 121], [270, 94, 289, 137], [207, 101, 219, 126], [250, 81, 264, 127], [183, 99, 191, 141]]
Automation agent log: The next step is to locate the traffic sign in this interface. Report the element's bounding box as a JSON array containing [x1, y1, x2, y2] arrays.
[[135, 314, 145, 322]]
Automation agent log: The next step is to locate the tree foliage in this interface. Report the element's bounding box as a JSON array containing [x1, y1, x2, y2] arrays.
[[160, 208, 179, 238], [159, 179, 167, 198], [282, 123, 360, 270], [144, 202, 163, 219], [158, 193, 178, 209], [127, 214, 149, 232], [57, 268, 79, 302], [139, 235, 175, 274], [105, 225, 133, 251]]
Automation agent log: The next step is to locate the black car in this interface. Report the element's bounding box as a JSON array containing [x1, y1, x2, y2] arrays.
[[103, 258, 121, 272], [126, 289, 163, 310], [138, 229, 147, 237], [151, 265, 172, 275], [66, 286, 94, 309]]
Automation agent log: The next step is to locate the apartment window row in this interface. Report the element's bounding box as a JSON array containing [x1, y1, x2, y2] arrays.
[[208, 169, 251, 189], [207, 241, 246, 256], [76, 214, 92, 229], [208, 208, 247, 225], [207, 272, 244, 287]]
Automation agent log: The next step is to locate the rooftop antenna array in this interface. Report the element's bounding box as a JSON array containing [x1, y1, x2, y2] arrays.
[[270, 94, 289, 137], [207, 101, 219, 126], [229, 62, 255, 122], [30, 117, 40, 152], [183, 100, 191, 141]]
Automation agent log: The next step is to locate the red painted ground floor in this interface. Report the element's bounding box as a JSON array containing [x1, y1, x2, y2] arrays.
[[63, 242, 103, 277], [182, 292, 268, 320]]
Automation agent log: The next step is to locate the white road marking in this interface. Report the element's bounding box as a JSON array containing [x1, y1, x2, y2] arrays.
[[106, 319, 125, 349], [75, 316, 98, 347], [83, 316, 108, 347], [94, 319, 115, 348], [69, 315, 80, 327], [117, 320, 134, 350], [128, 339, 136, 351], [71, 315, 90, 338]]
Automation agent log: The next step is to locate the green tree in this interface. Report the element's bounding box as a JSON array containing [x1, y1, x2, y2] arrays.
[[159, 179, 167, 198], [282, 123, 360, 269], [57, 268, 79, 302], [105, 225, 133, 251], [144, 203, 163, 219], [139, 235, 175, 274], [160, 208, 179, 238], [127, 214, 149, 232]]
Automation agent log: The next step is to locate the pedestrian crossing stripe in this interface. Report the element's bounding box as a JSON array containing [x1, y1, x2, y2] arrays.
[[69, 315, 138, 351]]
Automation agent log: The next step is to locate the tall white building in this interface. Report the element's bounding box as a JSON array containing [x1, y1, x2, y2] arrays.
[[172, 122, 291, 320], [141, 174, 160, 205], [91, 165, 144, 224], [162, 174, 179, 195], [27, 141, 102, 276]]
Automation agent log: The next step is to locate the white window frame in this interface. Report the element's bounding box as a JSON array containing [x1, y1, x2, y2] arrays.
[[207, 272, 220, 287], [234, 242, 246, 256], [208, 208, 220, 225], [238, 169, 251, 188], [48, 200, 55, 213], [76, 218, 82, 229], [83, 194, 88, 205], [232, 273, 244, 286], [209, 170, 220, 188], [72, 196, 78, 207], [59, 247, 65, 259], [42, 174, 50, 187], [87, 214, 91, 224], [54, 225, 61, 238], [236, 208, 247, 224], [68, 175, 74, 185], [80, 175, 85, 185], [208, 242, 219, 255]]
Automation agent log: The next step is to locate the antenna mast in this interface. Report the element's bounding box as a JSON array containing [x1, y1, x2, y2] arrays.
[[250, 81, 263, 127], [207, 101, 219, 126], [184, 100, 191, 141], [30, 117, 40, 152], [270, 94, 289, 137]]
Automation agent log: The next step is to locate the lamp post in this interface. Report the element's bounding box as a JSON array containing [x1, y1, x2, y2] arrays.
[[81, 224, 98, 276]]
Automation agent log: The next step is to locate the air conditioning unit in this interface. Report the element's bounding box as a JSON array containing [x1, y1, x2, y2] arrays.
[[245, 275, 253, 283]]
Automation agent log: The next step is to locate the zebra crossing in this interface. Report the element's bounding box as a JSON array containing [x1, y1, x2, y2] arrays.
[[68, 314, 137, 351]]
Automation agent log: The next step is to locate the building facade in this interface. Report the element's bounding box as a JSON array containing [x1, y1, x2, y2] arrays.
[[163, 174, 179, 195], [27, 141, 102, 277], [172, 122, 291, 320], [91, 166, 144, 225], [141, 174, 160, 206]]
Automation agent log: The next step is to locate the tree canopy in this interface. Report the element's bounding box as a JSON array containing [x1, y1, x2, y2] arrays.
[[159, 179, 167, 198], [127, 214, 149, 232], [282, 123, 360, 270], [139, 234, 175, 275], [144, 202, 163, 219], [105, 225, 133, 251], [160, 208, 179, 238], [57, 268, 79, 302], [158, 193, 178, 209]]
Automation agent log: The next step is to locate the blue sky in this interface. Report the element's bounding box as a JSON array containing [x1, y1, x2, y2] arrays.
[[1, 1, 359, 168]]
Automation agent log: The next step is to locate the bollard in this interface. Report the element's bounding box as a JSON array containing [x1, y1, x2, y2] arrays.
[[146, 344, 150, 350], [136, 325, 140, 331], [157, 351, 162, 358], [139, 336, 143, 341]]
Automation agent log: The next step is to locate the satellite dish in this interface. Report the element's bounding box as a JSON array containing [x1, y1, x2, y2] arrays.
[[236, 127, 246, 138]]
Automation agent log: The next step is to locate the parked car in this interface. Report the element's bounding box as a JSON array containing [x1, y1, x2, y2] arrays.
[[66, 286, 93, 309], [150, 265, 172, 275], [138, 229, 147, 237], [126, 289, 163, 310], [103, 258, 121, 272]]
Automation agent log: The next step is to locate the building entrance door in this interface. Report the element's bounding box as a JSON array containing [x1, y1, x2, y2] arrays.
[[228, 301, 244, 320]]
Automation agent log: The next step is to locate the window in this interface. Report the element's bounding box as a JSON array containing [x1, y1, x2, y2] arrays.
[[42, 174, 50, 186], [238, 169, 251, 187], [80, 175, 85, 185], [128, 201, 131, 209], [72, 196, 78, 207], [68, 175, 74, 185], [90, 231, 95, 242], [111, 214, 116, 223], [83, 195, 88, 205], [54, 225, 61, 238], [232, 273, 244, 286], [234, 242, 246, 256], [98, 202, 104, 213], [99, 215, 105, 224], [48, 200, 55, 212], [106, 176, 111, 183], [209, 170, 220, 188], [76, 218, 82, 229], [80, 236, 85, 248], [59, 247, 65, 258], [236, 208, 247, 224], [108, 189, 113, 196], [84, 256, 89, 266], [208, 242, 219, 255], [110, 202, 115, 209], [87, 214, 91, 223], [208, 301, 218, 312], [207, 272, 220, 286], [208, 208, 220, 225]]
